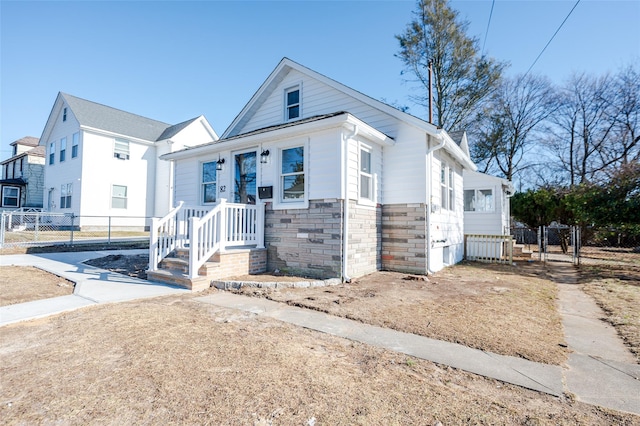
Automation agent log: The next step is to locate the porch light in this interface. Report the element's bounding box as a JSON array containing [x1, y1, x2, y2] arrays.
[[260, 149, 270, 164], [216, 156, 225, 171]]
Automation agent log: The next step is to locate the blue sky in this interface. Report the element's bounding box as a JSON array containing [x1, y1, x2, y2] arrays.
[[1, 0, 638, 158]]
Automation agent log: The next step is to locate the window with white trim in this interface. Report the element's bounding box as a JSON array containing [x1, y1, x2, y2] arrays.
[[201, 161, 217, 204], [72, 133, 79, 158], [464, 189, 494, 212], [49, 141, 55, 165], [60, 183, 72, 209], [111, 185, 127, 209], [2, 186, 19, 207], [281, 146, 304, 201], [114, 139, 130, 160], [285, 86, 300, 121], [63, 107, 67, 122], [359, 146, 373, 202], [60, 137, 67, 162], [440, 162, 455, 211]]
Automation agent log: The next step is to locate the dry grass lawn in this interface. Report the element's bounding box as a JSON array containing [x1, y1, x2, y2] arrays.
[[2, 294, 637, 425], [0, 266, 74, 306], [236, 262, 568, 365], [580, 261, 640, 362]]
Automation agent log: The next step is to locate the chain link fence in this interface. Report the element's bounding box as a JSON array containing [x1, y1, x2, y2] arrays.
[[511, 224, 640, 267], [1, 211, 152, 248]]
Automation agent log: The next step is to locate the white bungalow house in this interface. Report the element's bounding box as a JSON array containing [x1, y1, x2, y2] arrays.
[[1, 136, 45, 210], [148, 58, 477, 288], [39, 93, 218, 229]]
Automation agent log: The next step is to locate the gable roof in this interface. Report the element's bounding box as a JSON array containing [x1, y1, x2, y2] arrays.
[[60, 93, 172, 142], [221, 57, 476, 170]]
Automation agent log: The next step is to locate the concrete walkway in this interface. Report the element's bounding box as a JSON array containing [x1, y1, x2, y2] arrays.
[[1, 252, 638, 415], [548, 261, 640, 415], [0, 250, 188, 325]]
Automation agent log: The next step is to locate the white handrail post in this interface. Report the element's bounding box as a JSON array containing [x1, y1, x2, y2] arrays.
[[256, 201, 265, 249], [219, 198, 227, 253], [149, 217, 159, 272], [189, 216, 199, 279]]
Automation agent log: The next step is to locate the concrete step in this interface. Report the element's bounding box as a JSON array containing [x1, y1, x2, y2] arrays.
[[146, 269, 211, 291]]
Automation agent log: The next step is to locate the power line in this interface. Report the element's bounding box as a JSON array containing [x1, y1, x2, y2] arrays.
[[481, 0, 496, 57], [523, 0, 581, 78]]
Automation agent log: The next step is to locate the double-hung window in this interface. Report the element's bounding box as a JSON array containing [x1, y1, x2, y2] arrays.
[[63, 107, 67, 122], [2, 187, 19, 207], [49, 141, 55, 165], [60, 137, 67, 162], [114, 138, 130, 160], [202, 161, 217, 204], [72, 133, 79, 158], [281, 147, 304, 201], [359, 146, 373, 202], [464, 189, 494, 212], [111, 185, 127, 209], [440, 163, 455, 211], [285, 86, 300, 121], [60, 183, 72, 209]]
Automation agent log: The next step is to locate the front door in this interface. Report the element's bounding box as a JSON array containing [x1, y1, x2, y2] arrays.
[[233, 150, 257, 204]]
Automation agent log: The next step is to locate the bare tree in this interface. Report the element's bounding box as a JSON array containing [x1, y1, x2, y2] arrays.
[[471, 74, 558, 183], [396, 0, 506, 130]]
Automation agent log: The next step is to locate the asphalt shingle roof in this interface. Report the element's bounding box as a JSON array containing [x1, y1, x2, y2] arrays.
[[62, 93, 172, 142]]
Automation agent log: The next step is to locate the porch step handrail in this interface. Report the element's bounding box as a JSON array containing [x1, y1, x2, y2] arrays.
[[149, 201, 184, 272], [188, 199, 266, 278]]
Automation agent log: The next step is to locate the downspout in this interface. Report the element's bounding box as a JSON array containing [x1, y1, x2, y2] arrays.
[[342, 123, 358, 283], [425, 131, 446, 274]]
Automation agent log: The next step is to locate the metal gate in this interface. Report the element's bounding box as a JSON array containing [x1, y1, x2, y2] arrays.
[[539, 225, 580, 265]]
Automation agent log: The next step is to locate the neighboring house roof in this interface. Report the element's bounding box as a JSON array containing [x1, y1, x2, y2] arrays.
[[27, 146, 45, 157], [0, 178, 27, 185], [157, 117, 200, 141], [10, 136, 39, 147], [60, 93, 172, 142], [448, 130, 471, 158], [222, 57, 476, 170]]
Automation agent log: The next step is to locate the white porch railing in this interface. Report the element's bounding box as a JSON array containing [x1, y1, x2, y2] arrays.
[[464, 234, 513, 264], [149, 199, 265, 279]]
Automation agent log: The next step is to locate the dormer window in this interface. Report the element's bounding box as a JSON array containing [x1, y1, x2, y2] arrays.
[[285, 86, 300, 121]]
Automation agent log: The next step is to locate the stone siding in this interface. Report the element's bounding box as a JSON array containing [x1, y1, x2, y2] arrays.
[[347, 201, 381, 278], [381, 203, 428, 274], [265, 199, 343, 279]]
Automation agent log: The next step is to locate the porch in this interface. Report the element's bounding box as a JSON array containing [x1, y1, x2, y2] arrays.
[[146, 199, 267, 290]]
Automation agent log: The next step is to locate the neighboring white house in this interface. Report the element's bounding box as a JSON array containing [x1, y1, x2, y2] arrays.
[[0, 136, 45, 210], [160, 58, 477, 280], [39, 92, 218, 229]]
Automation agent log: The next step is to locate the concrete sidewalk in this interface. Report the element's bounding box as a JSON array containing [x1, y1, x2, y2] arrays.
[[0, 250, 188, 325]]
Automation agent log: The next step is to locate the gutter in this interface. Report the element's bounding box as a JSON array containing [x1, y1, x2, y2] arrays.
[[342, 123, 359, 283], [425, 130, 446, 275]]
